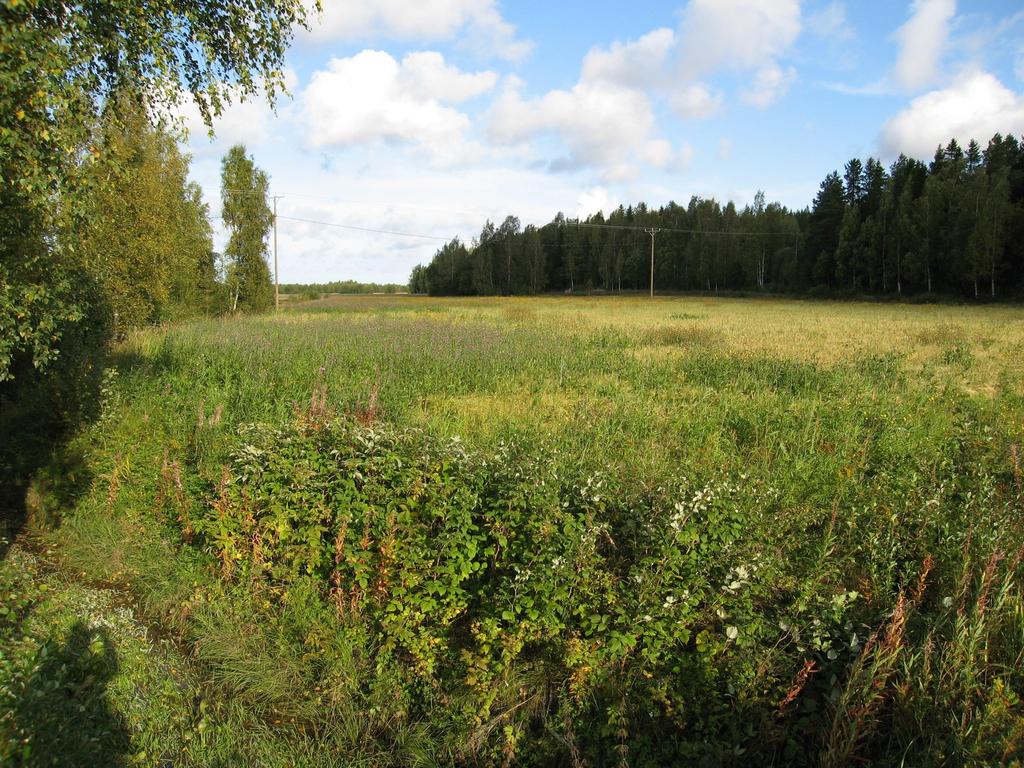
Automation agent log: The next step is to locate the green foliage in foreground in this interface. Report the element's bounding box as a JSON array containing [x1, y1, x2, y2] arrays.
[[9, 299, 1024, 765], [188, 413, 1023, 765]]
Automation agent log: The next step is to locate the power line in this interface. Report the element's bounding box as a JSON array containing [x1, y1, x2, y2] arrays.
[[565, 220, 796, 237], [212, 213, 451, 242], [275, 215, 451, 241], [216, 190, 796, 239]]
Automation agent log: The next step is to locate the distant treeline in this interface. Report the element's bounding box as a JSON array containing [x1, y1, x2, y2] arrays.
[[280, 280, 406, 295], [411, 133, 1024, 300]]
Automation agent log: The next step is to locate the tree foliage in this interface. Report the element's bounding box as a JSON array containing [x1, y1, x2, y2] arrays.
[[1, 0, 311, 381], [79, 96, 217, 336], [221, 145, 274, 312], [1, 0, 310, 516]]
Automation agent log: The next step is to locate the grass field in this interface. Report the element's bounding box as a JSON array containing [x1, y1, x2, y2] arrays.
[[4, 295, 1024, 766]]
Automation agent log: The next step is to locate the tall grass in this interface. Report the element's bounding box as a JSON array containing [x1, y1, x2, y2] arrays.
[[22, 294, 1024, 765]]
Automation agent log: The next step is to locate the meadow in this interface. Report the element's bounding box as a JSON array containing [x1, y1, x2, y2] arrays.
[[3, 294, 1024, 766]]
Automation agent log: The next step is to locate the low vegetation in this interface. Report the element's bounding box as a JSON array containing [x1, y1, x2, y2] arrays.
[[5, 295, 1023, 765]]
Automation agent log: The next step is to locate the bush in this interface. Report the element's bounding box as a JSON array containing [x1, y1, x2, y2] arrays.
[[186, 411, 1024, 764]]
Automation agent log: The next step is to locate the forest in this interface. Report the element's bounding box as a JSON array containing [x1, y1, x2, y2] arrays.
[[411, 135, 1024, 300]]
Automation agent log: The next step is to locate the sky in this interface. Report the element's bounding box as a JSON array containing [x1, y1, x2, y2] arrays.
[[180, 0, 1024, 285]]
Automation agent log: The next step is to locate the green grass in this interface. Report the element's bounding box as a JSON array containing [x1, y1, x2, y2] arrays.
[[4, 294, 1024, 766]]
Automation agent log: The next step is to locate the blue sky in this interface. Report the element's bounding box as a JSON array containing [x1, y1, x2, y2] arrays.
[[181, 0, 1024, 284]]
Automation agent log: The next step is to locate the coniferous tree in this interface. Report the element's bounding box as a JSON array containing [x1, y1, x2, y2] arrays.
[[808, 172, 845, 287], [411, 131, 1024, 300]]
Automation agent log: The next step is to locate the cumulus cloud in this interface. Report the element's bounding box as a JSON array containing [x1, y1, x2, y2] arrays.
[[302, 0, 531, 62], [879, 70, 1024, 158], [299, 50, 496, 165], [580, 28, 675, 89], [487, 75, 661, 181], [741, 62, 798, 107], [670, 82, 723, 119], [576, 187, 618, 219], [678, 0, 801, 75], [176, 70, 299, 153], [640, 139, 675, 168], [892, 0, 956, 91], [676, 0, 801, 107], [484, 24, 731, 179], [397, 51, 497, 102], [808, 1, 854, 41]]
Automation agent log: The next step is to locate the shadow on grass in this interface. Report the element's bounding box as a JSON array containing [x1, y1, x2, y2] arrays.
[[0, 352, 113, 557], [4, 622, 132, 767]]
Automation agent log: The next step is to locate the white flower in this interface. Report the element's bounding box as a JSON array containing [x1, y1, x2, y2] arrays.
[[726, 626, 738, 640], [942, 596, 954, 608]]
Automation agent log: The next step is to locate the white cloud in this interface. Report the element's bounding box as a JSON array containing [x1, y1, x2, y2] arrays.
[[879, 69, 1024, 158], [398, 51, 497, 101], [640, 139, 674, 168], [487, 72, 669, 181], [674, 0, 801, 111], [581, 28, 675, 89], [892, 0, 956, 92], [300, 50, 496, 165], [809, 1, 854, 41], [678, 0, 801, 75], [181, 98, 274, 147], [674, 142, 696, 170], [576, 187, 618, 219], [717, 138, 734, 161], [302, 0, 531, 62], [485, 26, 710, 180], [176, 72, 300, 153], [670, 82, 723, 119], [741, 62, 797, 107]]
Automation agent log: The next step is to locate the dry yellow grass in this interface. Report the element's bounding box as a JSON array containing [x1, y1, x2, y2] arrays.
[[298, 294, 1024, 396]]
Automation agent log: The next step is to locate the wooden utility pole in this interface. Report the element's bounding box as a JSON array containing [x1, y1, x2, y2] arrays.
[[273, 195, 282, 310], [646, 227, 660, 297]]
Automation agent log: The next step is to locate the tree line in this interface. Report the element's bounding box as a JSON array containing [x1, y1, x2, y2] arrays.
[[411, 134, 1024, 299], [279, 280, 408, 296]]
